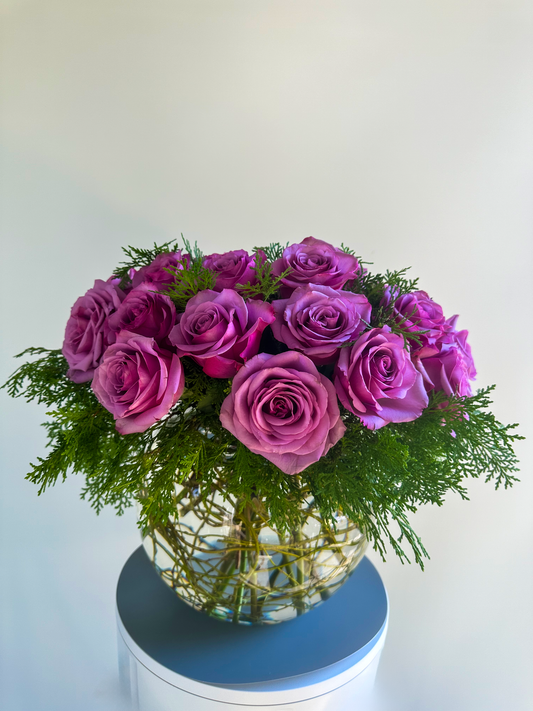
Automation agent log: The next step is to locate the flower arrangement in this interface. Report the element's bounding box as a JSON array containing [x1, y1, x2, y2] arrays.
[[3, 237, 522, 571]]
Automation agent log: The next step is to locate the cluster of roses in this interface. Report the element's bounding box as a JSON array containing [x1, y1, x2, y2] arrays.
[[62, 238, 476, 475]]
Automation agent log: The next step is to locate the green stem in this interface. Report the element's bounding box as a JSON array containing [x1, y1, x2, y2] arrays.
[[232, 548, 248, 624], [292, 527, 306, 616], [202, 551, 238, 615]]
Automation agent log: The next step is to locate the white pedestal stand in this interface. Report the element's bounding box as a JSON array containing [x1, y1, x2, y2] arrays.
[[116, 547, 388, 710]]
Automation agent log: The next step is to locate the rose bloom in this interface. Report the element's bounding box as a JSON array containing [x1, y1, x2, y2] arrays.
[[272, 237, 363, 292], [131, 251, 189, 292], [220, 351, 346, 475], [92, 332, 184, 434], [335, 326, 428, 430], [62, 279, 125, 383], [439, 315, 477, 380], [203, 250, 267, 292], [108, 284, 176, 341], [169, 289, 275, 378], [417, 317, 476, 399], [382, 288, 449, 356], [272, 284, 371, 365], [417, 345, 474, 399], [106, 273, 135, 294]]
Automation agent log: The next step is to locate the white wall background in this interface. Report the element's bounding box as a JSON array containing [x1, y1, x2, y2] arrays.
[[1, 1, 532, 710]]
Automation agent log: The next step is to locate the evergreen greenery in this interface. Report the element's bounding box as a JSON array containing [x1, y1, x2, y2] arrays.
[[162, 258, 216, 311], [254, 242, 288, 262], [236, 256, 292, 301], [1, 240, 523, 568], [113, 240, 180, 286], [3, 354, 522, 568]]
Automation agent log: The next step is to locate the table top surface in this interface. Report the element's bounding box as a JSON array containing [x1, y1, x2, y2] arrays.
[[116, 546, 388, 685]]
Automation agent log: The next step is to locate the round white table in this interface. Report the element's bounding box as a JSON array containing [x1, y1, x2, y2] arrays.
[[116, 546, 388, 710]]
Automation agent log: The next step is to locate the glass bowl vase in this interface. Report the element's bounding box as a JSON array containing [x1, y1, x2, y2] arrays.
[[142, 478, 367, 625]]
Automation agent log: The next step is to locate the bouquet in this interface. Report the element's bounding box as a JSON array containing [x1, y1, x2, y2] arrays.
[[3, 237, 522, 622]]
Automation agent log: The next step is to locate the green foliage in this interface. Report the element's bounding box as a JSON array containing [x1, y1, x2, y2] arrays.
[[339, 244, 366, 273], [303, 388, 522, 567], [3, 347, 522, 568], [348, 265, 430, 345], [254, 242, 288, 262], [236, 255, 292, 301], [180, 235, 204, 266], [339, 242, 358, 256], [162, 257, 216, 311], [352, 265, 417, 306], [2, 348, 82, 406], [113, 240, 180, 286]]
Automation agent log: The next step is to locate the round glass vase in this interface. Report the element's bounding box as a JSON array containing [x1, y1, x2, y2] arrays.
[[142, 478, 367, 625]]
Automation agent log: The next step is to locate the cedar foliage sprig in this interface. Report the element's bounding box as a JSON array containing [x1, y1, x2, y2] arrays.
[[180, 235, 204, 266], [2, 346, 522, 568], [350, 266, 430, 346], [151, 236, 220, 310], [254, 242, 288, 262], [2, 347, 79, 405], [354, 265, 419, 307], [113, 240, 180, 284], [236, 254, 292, 301], [162, 258, 216, 311]]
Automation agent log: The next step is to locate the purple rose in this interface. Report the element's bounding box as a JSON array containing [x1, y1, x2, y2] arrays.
[[417, 345, 474, 399], [220, 351, 346, 475], [92, 332, 185, 434], [169, 289, 275, 378], [272, 284, 372, 365], [382, 288, 449, 355], [131, 251, 190, 292], [272, 237, 363, 293], [439, 315, 477, 379], [335, 326, 428, 430], [203, 250, 267, 292], [417, 317, 476, 399], [107, 273, 134, 293], [108, 284, 176, 341], [62, 279, 125, 383]]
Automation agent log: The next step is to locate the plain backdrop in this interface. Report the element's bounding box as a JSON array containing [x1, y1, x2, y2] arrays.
[[1, 2, 532, 710]]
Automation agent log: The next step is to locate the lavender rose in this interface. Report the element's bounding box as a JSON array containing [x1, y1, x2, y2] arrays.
[[417, 345, 474, 399], [272, 237, 363, 292], [62, 279, 125, 383], [169, 289, 275, 378], [417, 318, 476, 398], [382, 288, 449, 355], [335, 326, 428, 430], [439, 315, 477, 379], [108, 284, 176, 341], [92, 332, 184, 434], [107, 273, 135, 293], [220, 351, 346, 475], [272, 284, 372, 365], [131, 251, 189, 292], [203, 250, 267, 292]]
